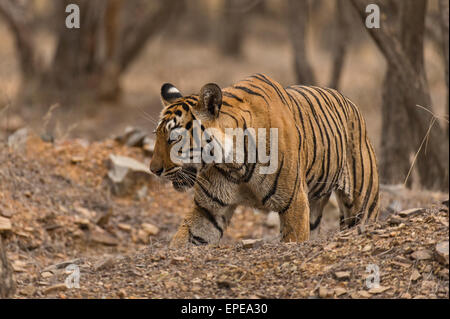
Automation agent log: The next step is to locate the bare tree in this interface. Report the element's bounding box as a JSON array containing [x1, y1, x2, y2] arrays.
[[286, 0, 316, 85], [217, 0, 245, 57], [0, 0, 183, 104], [329, 0, 351, 89], [351, 0, 449, 190], [0, 237, 15, 298], [439, 0, 449, 136]]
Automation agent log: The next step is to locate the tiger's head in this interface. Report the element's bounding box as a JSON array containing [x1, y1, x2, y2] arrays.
[[149, 82, 224, 192]]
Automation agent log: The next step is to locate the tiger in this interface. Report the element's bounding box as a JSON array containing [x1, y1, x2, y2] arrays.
[[149, 73, 379, 248]]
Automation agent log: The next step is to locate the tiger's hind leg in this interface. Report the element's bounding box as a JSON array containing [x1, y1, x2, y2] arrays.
[[309, 193, 331, 239], [335, 138, 380, 229]]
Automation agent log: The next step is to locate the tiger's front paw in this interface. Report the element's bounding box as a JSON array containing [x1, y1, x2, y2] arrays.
[[169, 225, 190, 248]]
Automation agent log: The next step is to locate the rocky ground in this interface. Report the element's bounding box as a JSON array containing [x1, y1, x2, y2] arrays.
[[0, 129, 448, 299]]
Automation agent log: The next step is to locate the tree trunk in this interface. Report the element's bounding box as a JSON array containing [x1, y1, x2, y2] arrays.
[[286, 0, 316, 85], [439, 0, 449, 137], [0, 237, 15, 298], [351, 0, 449, 191], [379, 1, 414, 186], [217, 0, 245, 57]]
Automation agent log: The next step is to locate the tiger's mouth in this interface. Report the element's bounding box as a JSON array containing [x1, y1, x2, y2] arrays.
[[170, 166, 197, 192]]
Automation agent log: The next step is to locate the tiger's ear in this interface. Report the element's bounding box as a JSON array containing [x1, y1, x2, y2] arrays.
[[197, 83, 222, 118], [161, 83, 183, 106]]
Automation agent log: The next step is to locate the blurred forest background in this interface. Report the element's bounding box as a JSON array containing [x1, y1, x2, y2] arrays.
[[0, 0, 448, 191]]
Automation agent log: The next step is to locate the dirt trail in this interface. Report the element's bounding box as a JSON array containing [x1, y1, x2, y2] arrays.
[[0, 135, 448, 299]]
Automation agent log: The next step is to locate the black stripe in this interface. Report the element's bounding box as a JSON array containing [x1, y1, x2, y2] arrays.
[[188, 229, 208, 245], [262, 156, 284, 205], [197, 182, 228, 207], [310, 213, 322, 230], [194, 200, 223, 237], [223, 91, 244, 103], [234, 86, 269, 105]]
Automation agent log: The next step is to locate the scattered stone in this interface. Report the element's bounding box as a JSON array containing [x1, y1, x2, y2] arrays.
[[435, 241, 449, 265], [368, 286, 390, 294], [357, 290, 372, 298], [265, 211, 279, 228], [411, 249, 433, 260], [41, 271, 54, 279], [171, 256, 186, 264], [43, 283, 67, 295], [42, 259, 82, 273], [318, 287, 333, 298], [334, 271, 351, 281], [0, 216, 12, 232], [242, 239, 264, 249], [90, 227, 118, 246], [410, 269, 422, 282], [141, 223, 159, 236], [70, 156, 85, 164], [388, 216, 404, 226], [217, 280, 234, 289], [106, 154, 152, 196], [334, 287, 347, 297], [94, 209, 112, 227], [398, 208, 424, 218], [94, 256, 115, 271], [118, 223, 132, 232], [7, 128, 28, 151]]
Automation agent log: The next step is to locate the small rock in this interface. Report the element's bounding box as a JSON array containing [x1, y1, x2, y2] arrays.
[[334, 271, 351, 281], [43, 284, 67, 295], [141, 223, 159, 236], [90, 227, 118, 246], [137, 229, 150, 244], [334, 287, 347, 297], [265, 211, 279, 228], [318, 287, 333, 298], [410, 269, 421, 282], [368, 286, 390, 294], [93, 256, 115, 271], [0, 216, 12, 232], [41, 271, 54, 279], [7, 127, 28, 151], [362, 244, 372, 252], [358, 290, 372, 298], [217, 280, 234, 289], [107, 154, 151, 197], [170, 256, 186, 264], [118, 223, 132, 232], [411, 249, 433, 260], [401, 292, 411, 299], [398, 208, 424, 218], [242, 239, 263, 249], [117, 288, 127, 299], [435, 241, 449, 265], [70, 156, 85, 164]]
